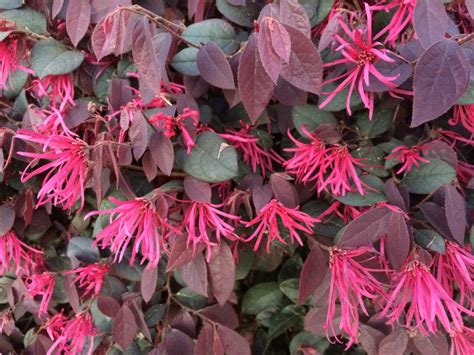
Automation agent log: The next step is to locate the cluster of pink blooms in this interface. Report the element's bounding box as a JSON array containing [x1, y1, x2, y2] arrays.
[[371, 0, 416, 46], [449, 104, 474, 138], [386, 144, 430, 174], [0, 231, 42, 276], [284, 127, 366, 196], [323, 245, 474, 353]]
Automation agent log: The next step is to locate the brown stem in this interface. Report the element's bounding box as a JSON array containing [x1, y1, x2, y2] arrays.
[[456, 33, 474, 46]]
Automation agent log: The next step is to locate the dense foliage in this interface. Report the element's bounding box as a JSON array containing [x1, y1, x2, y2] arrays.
[[0, 0, 473, 354]]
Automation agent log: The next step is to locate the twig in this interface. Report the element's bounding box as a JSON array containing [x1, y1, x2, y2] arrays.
[[456, 33, 474, 46]]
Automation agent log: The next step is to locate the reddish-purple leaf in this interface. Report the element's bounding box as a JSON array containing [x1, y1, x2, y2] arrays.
[[0, 205, 15, 236], [195, 323, 224, 355], [305, 306, 342, 336], [171, 311, 196, 338], [167, 234, 205, 271], [269, 19, 291, 63], [386, 212, 411, 270], [259, 0, 311, 38], [208, 243, 235, 306], [129, 300, 152, 341], [378, 327, 409, 355], [273, 77, 308, 106], [90, 0, 131, 23], [318, 15, 339, 51], [337, 207, 391, 247], [180, 253, 208, 297], [129, 111, 149, 160], [201, 303, 239, 329], [443, 185, 467, 244], [52, 0, 64, 19], [420, 202, 453, 240], [184, 176, 212, 203], [196, 42, 235, 89], [238, 34, 275, 122], [165, 328, 195, 354], [413, 0, 449, 49], [298, 244, 328, 304], [66, 0, 91, 47], [141, 266, 158, 303], [112, 305, 138, 349], [257, 20, 283, 83], [142, 151, 157, 182], [63, 274, 80, 314], [97, 295, 121, 317], [64, 100, 90, 129], [252, 184, 273, 213], [412, 332, 449, 355], [467, 0, 474, 18], [280, 25, 323, 95], [216, 325, 251, 355], [149, 132, 174, 176], [384, 179, 409, 212], [270, 173, 299, 208], [359, 325, 385, 355], [412, 40, 470, 127], [423, 140, 458, 168]]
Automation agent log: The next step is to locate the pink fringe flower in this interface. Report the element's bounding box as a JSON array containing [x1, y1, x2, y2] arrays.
[[316, 201, 364, 224], [30, 74, 75, 111], [326, 247, 387, 348], [64, 263, 109, 298], [449, 104, 474, 137], [31, 106, 76, 137], [44, 311, 68, 341], [372, 0, 416, 46], [16, 130, 89, 210], [220, 123, 283, 176], [449, 325, 474, 355], [149, 108, 200, 154], [181, 200, 241, 260], [87, 196, 176, 269], [319, 3, 398, 119], [26, 272, 55, 317], [47, 311, 96, 355], [0, 36, 33, 90], [434, 241, 474, 308], [381, 256, 474, 335], [386, 144, 430, 174], [243, 199, 319, 252], [0, 230, 42, 276]]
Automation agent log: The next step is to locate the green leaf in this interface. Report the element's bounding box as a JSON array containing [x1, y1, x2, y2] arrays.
[[356, 109, 393, 138], [1, 8, 46, 34], [279, 278, 299, 303], [182, 19, 239, 54], [457, 80, 474, 105], [267, 305, 304, 339], [320, 81, 362, 112], [31, 39, 84, 78], [171, 48, 199, 76], [93, 66, 114, 103], [292, 104, 336, 135], [1, 68, 29, 98], [182, 132, 239, 183], [415, 229, 446, 254], [336, 175, 387, 206], [67, 236, 100, 263], [401, 158, 456, 194], [175, 287, 208, 310], [289, 332, 330, 355], [310, 0, 335, 26], [0, 0, 22, 10], [216, 0, 258, 28], [235, 248, 255, 280], [110, 254, 144, 282], [352, 145, 389, 177], [242, 282, 284, 315]]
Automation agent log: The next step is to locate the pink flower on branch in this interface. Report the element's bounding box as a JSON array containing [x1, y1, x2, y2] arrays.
[[325, 247, 387, 348], [449, 104, 474, 137], [318, 3, 399, 119], [371, 0, 416, 46], [386, 144, 430, 174], [26, 272, 55, 317], [243, 199, 319, 252], [0, 230, 42, 276], [64, 263, 109, 298], [87, 195, 176, 269], [0, 37, 33, 90], [30, 74, 75, 111], [16, 130, 89, 211], [449, 325, 474, 355]]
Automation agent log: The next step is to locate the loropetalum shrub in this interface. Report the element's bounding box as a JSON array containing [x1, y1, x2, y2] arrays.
[[0, 0, 474, 354]]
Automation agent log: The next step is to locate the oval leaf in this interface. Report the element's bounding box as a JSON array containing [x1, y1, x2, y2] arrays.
[[0, 205, 15, 236], [196, 41, 235, 89], [149, 132, 174, 176], [31, 39, 84, 78], [66, 0, 91, 47], [208, 243, 235, 306], [401, 159, 456, 194], [113, 305, 138, 349]]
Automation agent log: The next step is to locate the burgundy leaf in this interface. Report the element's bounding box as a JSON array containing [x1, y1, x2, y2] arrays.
[[141, 266, 158, 303], [165, 328, 195, 354], [142, 151, 157, 182], [129, 111, 149, 160], [269, 19, 291, 63], [171, 311, 197, 338], [259, 0, 311, 38], [183, 176, 212, 203], [318, 15, 339, 51], [385, 212, 411, 270], [420, 202, 453, 240], [467, 0, 474, 18], [384, 179, 409, 212], [413, 0, 449, 49], [167, 234, 205, 271], [280, 25, 323, 95], [66, 0, 91, 47], [412, 40, 470, 127], [337, 207, 391, 247], [412, 332, 449, 355], [378, 327, 409, 355], [195, 322, 224, 355], [63, 275, 80, 314], [97, 295, 121, 317], [188, 0, 205, 21], [129, 300, 152, 341], [423, 140, 458, 168], [270, 173, 299, 208], [201, 303, 239, 329], [216, 325, 251, 355], [90, 0, 131, 23], [208, 243, 235, 306], [149, 132, 174, 176], [109, 78, 134, 112], [196, 42, 235, 89], [273, 77, 308, 106], [112, 305, 138, 349], [298, 244, 328, 304], [180, 253, 208, 297], [64, 100, 90, 129], [252, 184, 273, 213], [52, 0, 64, 19], [238, 34, 275, 122], [305, 306, 342, 336], [443, 185, 467, 244], [0, 205, 15, 236], [359, 325, 385, 355]]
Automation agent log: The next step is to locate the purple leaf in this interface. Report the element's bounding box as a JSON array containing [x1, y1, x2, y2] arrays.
[[420, 202, 453, 240], [184, 176, 212, 203], [66, 0, 91, 47], [165, 328, 195, 354], [167, 234, 206, 271], [273, 77, 308, 106], [201, 303, 239, 329], [378, 327, 408, 355], [257, 20, 283, 83], [259, 0, 311, 38], [129, 111, 149, 160], [298, 244, 328, 304], [196, 42, 235, 89], [385, 212, 411, 270], [90, 0, 131, 23], [141, 266, 158, 303], [467, 0, 474, 18], [280, 25, 323, 95], [180, 253, 208, 297], [252, 184, 273, 213], [318, 15, 339, 51], [412, 332, 449, 355], [216, 325, 251, 355], [0, 205, 15, 236], [97, 295, 121, 317], [171, 311, 197, 338], [195, 322, 224, 355], [443, 185, 467, 244], [384, 179, 409, 212], [142, 151, 157, 182], [149, 132, 174, 176], [112, 305, 138, 349], [52, 0, 64, 19], [413, 0, 448, 49], [423, 140, 458, 168], [359, 325, 385, 355], [238, 34, 275, 122], [208, 243, 235, 306], [337, 207, 391, 247], [412, 39, 470, 127], [64, 100, 90, 129], [270, 173, 299, 208]]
